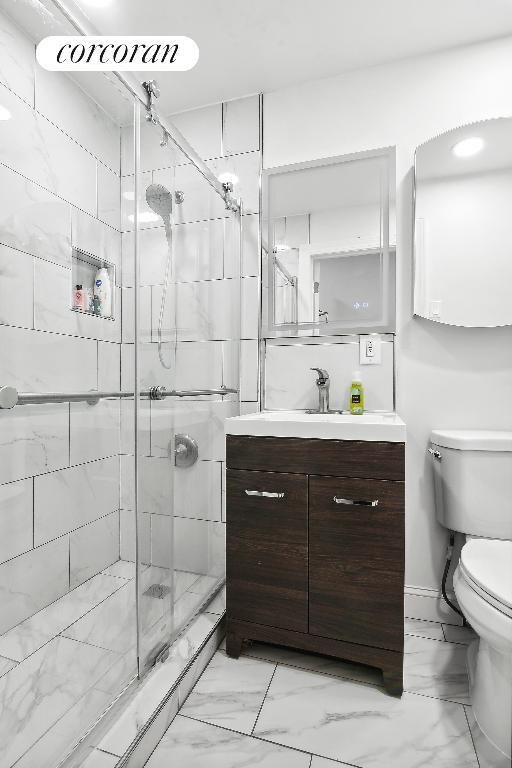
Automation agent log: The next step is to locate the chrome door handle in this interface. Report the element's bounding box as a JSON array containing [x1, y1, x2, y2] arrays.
[[428, 448, 442, 461], [333, 496, 379, 507], [245, 490, 285, 499]]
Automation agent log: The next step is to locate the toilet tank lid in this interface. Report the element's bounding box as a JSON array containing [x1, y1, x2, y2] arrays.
[[460, 539, 512, 611], [431, 429, 512, 451]]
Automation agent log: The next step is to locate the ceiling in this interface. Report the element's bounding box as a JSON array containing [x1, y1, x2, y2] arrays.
[[70, 0, 512, 114]]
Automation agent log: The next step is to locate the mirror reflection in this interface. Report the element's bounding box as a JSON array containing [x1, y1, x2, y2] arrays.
[[263, 152, 395, 337], [414, 117, 512, 327]]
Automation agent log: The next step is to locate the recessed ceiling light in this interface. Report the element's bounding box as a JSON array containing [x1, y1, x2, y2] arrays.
[[452, 136, 485, 158], [218, 171, 239, 186], [0, 106, 11, 121]]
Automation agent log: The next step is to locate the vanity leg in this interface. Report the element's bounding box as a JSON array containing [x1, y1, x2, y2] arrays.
[[225, 630, 243, 659], [382, 660, 403, 697]]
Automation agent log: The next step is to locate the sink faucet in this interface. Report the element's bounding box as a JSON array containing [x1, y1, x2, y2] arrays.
[[308, 368, 332, 414]]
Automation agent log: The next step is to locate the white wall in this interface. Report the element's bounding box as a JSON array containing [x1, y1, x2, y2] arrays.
[[264, 37, 512, 590]]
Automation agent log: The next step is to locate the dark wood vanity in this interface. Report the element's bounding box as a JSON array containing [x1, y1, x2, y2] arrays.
[[225, 435, 405, 696]]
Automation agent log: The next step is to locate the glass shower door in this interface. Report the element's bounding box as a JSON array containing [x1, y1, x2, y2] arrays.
[[134, 113, 241, 673]]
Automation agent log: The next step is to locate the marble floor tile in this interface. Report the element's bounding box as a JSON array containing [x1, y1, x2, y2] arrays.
[[181, 650, 276, 734], [146, 715, 311, 768], [442, 624, 478, 646], [241, 642, 382, 687], [254, 665, 478, 768], [62, 582, 136, 654], [404, 618, 445, 641], [310, 758, 353, 768], [101, 559, 137, 581], [404, 635, 470, 704], [0, 656, 16, 678], [0, 636, 118, 768], [0, 574, 125, 662]]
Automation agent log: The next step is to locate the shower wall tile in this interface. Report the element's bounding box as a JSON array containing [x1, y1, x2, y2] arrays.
[[0, 244, 34, 329], [0, 478, 33, 565], [120, 507, 150, 564], [173, 518, 225, 576], [0, 163, 71, 267], [121, 285, 152, 344], [0, 536, 69, 634], [175, 341, 224, 391], [121, 120, 185, 178], [176, 278, 240, 341], [171, 103, 223, 161], [173, 460, 222, 522], [0, 404, 69, 485], [34, 67, 120, 174], [224, 212, 259, 278], [121, 456, 171, 515], [98, 340, 121, 391], [0, 12, 35, 106], [150, 513, 172, 569], [70, 510, 120, 588], [242, 276, 259, 339], [34, 456, 120, 546], [33, 258, 122, 343], [71, 209, 121, 279], [0, 324, 97, 393], [174, 163, 228, 225], [120, 170, 152, 232], [98, 163, 121, 231], [120, 399, 151, 457], [222, 95, 260, 155], [173, 218, 225, 283], [69, 399, 121, 465], [0, 84, 97, 215]]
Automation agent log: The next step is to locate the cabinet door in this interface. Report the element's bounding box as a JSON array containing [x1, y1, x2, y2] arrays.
[[226, 469, 308, 632], [309, 475, 404, 652]]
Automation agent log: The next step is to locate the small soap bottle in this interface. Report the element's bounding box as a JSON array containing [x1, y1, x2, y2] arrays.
[[73, 284, 85, 312], [350, 371, 364, 415]]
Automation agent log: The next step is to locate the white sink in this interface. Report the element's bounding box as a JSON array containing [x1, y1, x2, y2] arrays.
[[226, 410, 406, 442]]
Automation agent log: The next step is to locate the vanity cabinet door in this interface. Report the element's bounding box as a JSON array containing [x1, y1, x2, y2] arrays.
[[226, 469, 308, 632], [309, 475, 404, 652]]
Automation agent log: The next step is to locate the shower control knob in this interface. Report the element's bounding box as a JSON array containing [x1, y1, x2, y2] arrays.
[[173, 434, 199, 468]]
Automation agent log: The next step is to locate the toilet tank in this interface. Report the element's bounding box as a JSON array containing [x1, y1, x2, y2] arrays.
[[430, 430, 512, 540]]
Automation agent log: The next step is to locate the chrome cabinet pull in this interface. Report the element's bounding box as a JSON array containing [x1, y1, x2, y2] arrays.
[[333, 496, 379, 507], [245, 490, 285, 499]]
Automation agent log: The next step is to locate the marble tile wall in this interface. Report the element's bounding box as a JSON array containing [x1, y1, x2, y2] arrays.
[[119, 94, 261, 588], [0, 11, 126, 633]]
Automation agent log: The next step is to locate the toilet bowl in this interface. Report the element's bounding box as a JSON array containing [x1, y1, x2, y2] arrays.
[[430, 429, 512, 762], [453, 539, 512, 760]]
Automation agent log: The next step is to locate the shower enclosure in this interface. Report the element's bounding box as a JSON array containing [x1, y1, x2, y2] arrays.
[[0, 2, 241, 765]]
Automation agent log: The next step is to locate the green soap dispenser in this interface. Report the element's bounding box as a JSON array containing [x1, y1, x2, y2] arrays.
[[349, 371, 364, 415]]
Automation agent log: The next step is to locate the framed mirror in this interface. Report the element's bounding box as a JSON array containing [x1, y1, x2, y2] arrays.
[[414, 117, 512, 327], [262, 149, 396, 338]]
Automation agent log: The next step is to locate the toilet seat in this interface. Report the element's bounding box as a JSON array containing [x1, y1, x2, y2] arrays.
[[459, 539, 512, 619]]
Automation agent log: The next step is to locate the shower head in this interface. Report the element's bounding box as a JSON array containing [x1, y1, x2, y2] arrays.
[[146, 183, 173, 219], [145, 184, 185, 220]]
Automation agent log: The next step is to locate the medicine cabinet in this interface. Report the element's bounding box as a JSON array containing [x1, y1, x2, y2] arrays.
[[262, 149, 396, 338], [413, 117, 512, 327]]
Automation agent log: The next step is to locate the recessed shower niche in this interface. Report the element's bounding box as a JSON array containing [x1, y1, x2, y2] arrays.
[[71, 246, 116, 320]]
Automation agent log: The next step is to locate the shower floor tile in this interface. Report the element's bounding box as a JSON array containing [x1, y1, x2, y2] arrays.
[[0, 560, 214, 768]]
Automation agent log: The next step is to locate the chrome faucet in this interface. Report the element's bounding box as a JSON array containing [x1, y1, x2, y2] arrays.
[[307, 368, 333, 414]]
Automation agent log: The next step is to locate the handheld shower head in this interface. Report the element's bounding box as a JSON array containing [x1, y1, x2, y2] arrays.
[[146, 183, 173, 219]]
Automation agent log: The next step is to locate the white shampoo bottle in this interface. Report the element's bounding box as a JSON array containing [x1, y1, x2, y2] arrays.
[[93, 267, 112, 317]]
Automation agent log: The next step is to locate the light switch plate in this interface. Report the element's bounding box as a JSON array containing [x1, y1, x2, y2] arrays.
[[359, 335, 382, 365]]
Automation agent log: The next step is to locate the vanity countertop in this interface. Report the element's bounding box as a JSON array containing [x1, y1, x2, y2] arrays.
[[226, 411, 406, 443]]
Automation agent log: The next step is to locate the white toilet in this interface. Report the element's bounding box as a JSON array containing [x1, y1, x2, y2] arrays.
[[430, 429, 512, 762]]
